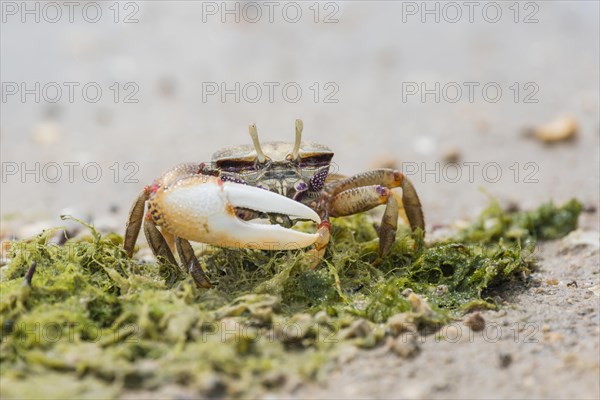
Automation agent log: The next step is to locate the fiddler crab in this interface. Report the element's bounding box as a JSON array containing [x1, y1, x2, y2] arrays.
[[124, 120, 425, 288]]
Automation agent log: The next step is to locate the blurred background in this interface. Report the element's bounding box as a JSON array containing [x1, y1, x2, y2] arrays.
[[1, 1, 599, 236]]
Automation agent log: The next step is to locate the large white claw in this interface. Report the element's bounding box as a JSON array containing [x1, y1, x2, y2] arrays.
[[156, 178, 321, 250]]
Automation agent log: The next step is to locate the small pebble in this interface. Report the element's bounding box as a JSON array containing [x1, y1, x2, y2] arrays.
[[499, 352, 512, 368], [407, 293, 434, 316], [387, 313, 417, 336], [262, 372, 286, 389], [464, 312, 485, 332], [314, 310, 330, 325], [506, 202, 520, 212], [586, 284, 599, 297], [442, 148, 461, 164], [435, 284, 449, 295], [561, 230, 600, 250], [387, 335, 420, 358], [525, 116, 578, 144], [338, 319, 371, 340]]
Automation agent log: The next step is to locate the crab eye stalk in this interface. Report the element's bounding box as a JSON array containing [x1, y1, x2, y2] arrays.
[[291, 119, 303, 160], [249, 123, 268, 163]]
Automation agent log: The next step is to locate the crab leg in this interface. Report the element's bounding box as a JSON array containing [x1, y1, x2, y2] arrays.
[[328, 184, 396, 255], [398, 177, 425, 233], [329, 169, 404, 196], [151, 175, 321, 250], [328, 185, 397, 256], [175, 237, 212, 288], [327, 184, 399, 257], [306, 221, 331, 269], [328, 185, 391, 217], [379, 196, 399, 257], [327, 168, 425, 232], [143, 217, 178, 266], [124, 162, 207, 258], [124, 188, 150, 257]]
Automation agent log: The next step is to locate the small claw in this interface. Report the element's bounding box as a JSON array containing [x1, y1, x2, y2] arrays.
[[154, 176, 321, 250]]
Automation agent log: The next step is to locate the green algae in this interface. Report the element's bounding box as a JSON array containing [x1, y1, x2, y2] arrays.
[[0, 199, 582, 398], [455, 198, 582, 243]]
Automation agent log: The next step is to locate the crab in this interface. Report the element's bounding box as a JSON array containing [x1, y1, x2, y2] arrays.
[[124, 120, 425, 288]]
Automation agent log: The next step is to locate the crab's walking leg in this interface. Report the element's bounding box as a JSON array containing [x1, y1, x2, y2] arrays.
[[124, 188, 150, 257], [379, 196, 399, 257], [328, 168, 425, 232], [175, 237, 212, 288], [328, 185, 400, 257], [143, 217, 178, 266], [306, 221, 331, 269], [398, 177, 425, 233], [329, 185, 391, 216], [128, 190, 212, 288], [162, 229, 177, 258], [330, 169, 402, 196]]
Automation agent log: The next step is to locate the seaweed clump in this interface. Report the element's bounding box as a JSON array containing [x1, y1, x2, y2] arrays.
[[455, 198, 582, 243], [0, 199, 582, 398]]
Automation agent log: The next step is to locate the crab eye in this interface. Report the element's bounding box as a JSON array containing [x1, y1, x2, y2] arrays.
[[215, 160, 257, 172], [298, 153, 334, 167]]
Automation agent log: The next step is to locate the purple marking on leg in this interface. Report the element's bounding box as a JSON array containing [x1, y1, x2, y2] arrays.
[[293, 181, 308, 201], [376, 185, 388, 196], [295, 181, 308, 191], [309, 166, 329, 192]]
